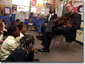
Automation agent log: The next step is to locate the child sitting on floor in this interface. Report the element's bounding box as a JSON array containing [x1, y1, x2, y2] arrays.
[[6, 35, 36, 62], [16, 22, 27, 42]]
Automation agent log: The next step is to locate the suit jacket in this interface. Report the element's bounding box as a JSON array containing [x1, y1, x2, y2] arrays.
[[63, 12, 81, 41], [63, 12, 81, 31], [44, 13, 57, 32], [45, 13, 57, 23]]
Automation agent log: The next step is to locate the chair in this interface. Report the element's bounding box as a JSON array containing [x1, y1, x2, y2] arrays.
[[66, 41, 76, 47], [52, 14, 81, 48], [52, 35, 64, 48], [52, 35, 76, 48]]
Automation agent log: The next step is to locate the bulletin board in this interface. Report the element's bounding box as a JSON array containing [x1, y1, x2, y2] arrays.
[[3, 7, 11, 15]]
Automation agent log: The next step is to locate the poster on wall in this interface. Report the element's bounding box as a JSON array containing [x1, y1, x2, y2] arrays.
[[12, 5, 17, 14], [45, 8, 49, 16], [17, 6, 29, 12], [57, 1, 64, 16], [74, 2, 83, 21], [37, 0, 43, 8], [12, 0, 30, 6], [78, 5, 83, 21], [32, 0, 37, 7], [5, 8, 10, 14], [3, 7, 11, 15], [73, 1, 83, 28], [46, 3, 51, 8], [25, 12, 29, 19], [16, 12, 25, 22]]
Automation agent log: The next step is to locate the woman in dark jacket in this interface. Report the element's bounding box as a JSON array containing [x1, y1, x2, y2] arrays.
[[5, 35, 35, 62], [41, 7, 57, 34], [36, 7, 57, 40]]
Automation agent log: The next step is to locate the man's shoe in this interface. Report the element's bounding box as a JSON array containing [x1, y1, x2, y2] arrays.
[[38, 48, 49, 53]]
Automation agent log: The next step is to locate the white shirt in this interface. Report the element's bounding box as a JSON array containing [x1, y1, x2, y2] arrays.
[[0, 36, 19, 61], [28, 23, 33, 26], [48, 13, 54, 22], [0, 35, 3, 40], [3, 23, 7, 31], [16, 33, 24, 42]]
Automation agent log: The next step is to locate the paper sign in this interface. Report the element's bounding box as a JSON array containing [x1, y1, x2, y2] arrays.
[[5, 8, 10, 14], [28, 23, 33, 25]]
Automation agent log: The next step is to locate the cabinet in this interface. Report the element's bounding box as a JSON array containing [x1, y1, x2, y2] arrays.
[[76, 29, 83, 43]]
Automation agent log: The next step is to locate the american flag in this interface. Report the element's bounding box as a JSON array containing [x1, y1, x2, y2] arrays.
[[52, 0, 56, 7]]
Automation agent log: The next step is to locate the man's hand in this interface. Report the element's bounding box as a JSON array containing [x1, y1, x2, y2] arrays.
[[44, 23, 48, 27], [66, 23, 72, 28]]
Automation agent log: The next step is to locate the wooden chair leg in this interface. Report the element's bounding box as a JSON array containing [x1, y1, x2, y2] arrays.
[[73, 41, 75, 47], [52, 35, 64, 48], [58, 36, 64, 49], [67, 43, 70, 47], [66, 41, 75, 48], [53, 37, 56, 47]]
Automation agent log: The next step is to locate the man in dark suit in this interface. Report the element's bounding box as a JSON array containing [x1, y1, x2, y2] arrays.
[[37, 3, 81, 52]]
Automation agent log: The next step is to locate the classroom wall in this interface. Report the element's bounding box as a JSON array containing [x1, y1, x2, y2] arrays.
[[0, 0, 12, 7]]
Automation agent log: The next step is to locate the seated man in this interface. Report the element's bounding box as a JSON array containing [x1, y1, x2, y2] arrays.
[[37, 3, 81, 52], [0, 25, 20, 61]]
